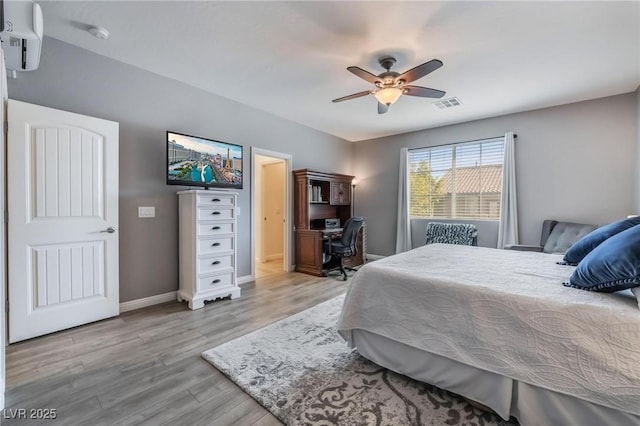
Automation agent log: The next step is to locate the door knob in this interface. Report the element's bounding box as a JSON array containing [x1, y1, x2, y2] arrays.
[[101, 227, 116, 234]]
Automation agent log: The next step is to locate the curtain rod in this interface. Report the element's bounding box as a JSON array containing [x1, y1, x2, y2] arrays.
[[408, 134, 517, 152]]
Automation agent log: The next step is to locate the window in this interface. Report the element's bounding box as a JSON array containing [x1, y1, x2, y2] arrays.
[[409, 137, 505, 220]]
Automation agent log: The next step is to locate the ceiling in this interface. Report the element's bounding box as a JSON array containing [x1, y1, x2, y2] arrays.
[[39, 1, 640, 142]]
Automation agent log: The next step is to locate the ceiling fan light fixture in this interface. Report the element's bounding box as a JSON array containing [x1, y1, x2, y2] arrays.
[[333, 56, 445, 112], [374, 87, 403, 106]]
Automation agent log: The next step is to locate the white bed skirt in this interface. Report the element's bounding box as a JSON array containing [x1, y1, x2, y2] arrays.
[[352, 329, 640, 426]]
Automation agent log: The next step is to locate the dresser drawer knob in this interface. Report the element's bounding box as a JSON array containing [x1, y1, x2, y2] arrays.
[[211, 260, 221, 265], [211, 226, 221, 230], [211, 279, 221, 284], [211, 242, 221, 247], [211, 211, 221, 215], [211, 198, 221, 202]]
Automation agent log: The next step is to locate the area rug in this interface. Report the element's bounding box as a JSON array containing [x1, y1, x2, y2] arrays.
[[202, 295, 515, 426]]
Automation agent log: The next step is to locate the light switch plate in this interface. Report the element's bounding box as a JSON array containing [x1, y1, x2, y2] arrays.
[[138, 206, 155, 218]]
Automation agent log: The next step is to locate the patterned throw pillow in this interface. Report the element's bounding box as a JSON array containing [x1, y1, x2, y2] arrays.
[[425, 222, 478, 246]]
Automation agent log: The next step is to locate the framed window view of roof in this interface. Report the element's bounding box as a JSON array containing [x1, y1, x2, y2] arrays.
[[409, 137, 505, 220]]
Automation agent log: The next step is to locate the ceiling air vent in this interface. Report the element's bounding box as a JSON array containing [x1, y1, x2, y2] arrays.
[[432, 97, 462, 110]]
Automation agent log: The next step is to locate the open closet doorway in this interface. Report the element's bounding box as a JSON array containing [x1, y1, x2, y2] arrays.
[[251, 148, 292, 279]]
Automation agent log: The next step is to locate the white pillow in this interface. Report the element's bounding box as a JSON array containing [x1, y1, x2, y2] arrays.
[[632, 287, 640, 309]]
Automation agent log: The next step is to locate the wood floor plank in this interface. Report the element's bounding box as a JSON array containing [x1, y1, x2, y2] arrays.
[[5, 269, 350, 425], [170, 386, 254, 426], [100, 359, 213, 408], [93, 362, 216, 424], [7, 358, 166, 410], [6, 359, 86, 389], [114, 390, 201, 426], [6, 336, 75, 361], [187, 368, 240, 403], [210, 397, 273, 426], [157, 335, 212, 367], [252, 412, 283, 426]]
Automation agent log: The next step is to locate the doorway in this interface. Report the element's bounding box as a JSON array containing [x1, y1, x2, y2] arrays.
[[251, 148, 292, 279]]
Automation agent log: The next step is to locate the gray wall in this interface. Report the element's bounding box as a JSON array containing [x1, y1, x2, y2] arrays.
[[354, 93, 638, 256], [8, 37, 353, 302]]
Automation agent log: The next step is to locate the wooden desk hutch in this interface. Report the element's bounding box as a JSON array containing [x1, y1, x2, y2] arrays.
[[293, 169, 365, 276]]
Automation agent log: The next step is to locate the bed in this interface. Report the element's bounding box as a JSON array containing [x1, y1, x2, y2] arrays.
[[336, 244, 640, 425]]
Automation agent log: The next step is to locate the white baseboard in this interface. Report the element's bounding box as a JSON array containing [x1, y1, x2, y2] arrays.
[[366, 254, 386, 261], [119, 291, 177, 313], [120, 276, 254, 312], [238, 275, 254, 285]]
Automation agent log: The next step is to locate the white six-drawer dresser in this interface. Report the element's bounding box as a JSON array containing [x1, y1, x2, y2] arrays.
[[177, 190, 240, 309]]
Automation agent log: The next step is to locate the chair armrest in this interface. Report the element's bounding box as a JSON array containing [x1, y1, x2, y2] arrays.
[[325, 232, 341, 254], [504, 244, 543, 252]]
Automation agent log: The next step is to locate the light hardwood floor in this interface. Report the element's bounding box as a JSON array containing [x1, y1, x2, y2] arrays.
[[4, 271, 349, 425], [255, 259, 284, 279]]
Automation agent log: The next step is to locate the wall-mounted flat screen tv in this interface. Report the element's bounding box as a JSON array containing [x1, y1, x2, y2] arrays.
[[167, 131, 243, 190]]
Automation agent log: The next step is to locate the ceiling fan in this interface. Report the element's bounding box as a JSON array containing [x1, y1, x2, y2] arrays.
[[332, 56, 446, 114]]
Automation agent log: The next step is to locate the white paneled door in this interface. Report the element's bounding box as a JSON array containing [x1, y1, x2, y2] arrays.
[[8, 100, 119, 343]]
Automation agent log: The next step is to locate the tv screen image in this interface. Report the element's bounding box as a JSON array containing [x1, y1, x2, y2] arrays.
[[167, 131, 243, 189]]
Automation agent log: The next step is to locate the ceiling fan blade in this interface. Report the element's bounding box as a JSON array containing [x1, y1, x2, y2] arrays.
[[378, 102, 389, 114], [403, 85, 446, 99], [347, 66, 382, 85], [332, 90, 372, 103], [397, 59, 443, 84]]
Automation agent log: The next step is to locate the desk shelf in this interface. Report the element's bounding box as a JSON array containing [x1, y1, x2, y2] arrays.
[[293, 169, 365, 277]]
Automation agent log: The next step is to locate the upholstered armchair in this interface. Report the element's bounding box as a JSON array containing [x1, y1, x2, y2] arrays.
[[506, 219, 597, 254]]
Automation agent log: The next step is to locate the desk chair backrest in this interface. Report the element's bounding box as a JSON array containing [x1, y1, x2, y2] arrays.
[[341, 217, 364, 253]]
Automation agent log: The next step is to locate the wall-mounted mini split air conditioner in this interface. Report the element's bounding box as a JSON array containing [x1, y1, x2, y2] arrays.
[[0, 1, 43, 71]]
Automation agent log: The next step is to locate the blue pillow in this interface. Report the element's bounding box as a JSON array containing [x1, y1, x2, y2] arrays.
[[564, 225, 640, 292], [562, 216, 640, 265]]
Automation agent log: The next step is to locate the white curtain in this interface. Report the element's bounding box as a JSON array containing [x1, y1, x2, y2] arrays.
[[497, 132, 519, 249], [395, 147, 412, 253]]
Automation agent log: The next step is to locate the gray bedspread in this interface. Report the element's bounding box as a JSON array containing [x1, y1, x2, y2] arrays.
[[337, 244, 640, 416]]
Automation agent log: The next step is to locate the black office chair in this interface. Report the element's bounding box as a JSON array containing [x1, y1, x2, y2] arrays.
[[323, 217, 364, 281]]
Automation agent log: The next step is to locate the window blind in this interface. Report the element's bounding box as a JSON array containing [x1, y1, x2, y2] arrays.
[[409, 137, 505, 220]]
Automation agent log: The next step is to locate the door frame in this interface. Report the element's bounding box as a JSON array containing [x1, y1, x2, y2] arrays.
[[251, 147, 292, 277]]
